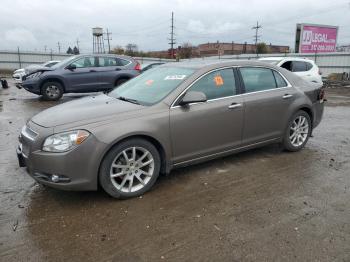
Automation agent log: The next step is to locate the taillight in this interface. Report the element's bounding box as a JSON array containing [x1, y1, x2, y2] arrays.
[[318, 88, 326, 101], [134, 62, 141, 71]]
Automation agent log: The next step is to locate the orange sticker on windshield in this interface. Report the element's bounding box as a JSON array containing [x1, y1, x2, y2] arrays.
[[214, 75, 224, 86], [145, 79, 154, 86]]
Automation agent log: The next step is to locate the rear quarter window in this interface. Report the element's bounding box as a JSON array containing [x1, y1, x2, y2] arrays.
[[116, 58, 131, 66], [273, 70, 288, 88]]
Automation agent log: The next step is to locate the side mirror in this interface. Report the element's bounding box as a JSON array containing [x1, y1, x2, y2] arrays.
[[66, 64, 76, 70], [179, 91, 207, 106]]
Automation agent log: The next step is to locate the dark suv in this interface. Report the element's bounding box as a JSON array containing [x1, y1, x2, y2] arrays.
[[21, 54, 141, 100]]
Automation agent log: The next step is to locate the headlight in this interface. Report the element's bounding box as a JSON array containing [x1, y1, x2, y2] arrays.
[[26, 71, 43, 79], [42, 130, 90, 152]]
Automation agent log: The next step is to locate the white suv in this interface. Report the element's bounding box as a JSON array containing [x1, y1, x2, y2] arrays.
[[259, 57, 322, 84]]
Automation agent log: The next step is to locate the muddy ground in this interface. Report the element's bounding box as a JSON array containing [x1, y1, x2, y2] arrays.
[[0, 80, 350, 262]]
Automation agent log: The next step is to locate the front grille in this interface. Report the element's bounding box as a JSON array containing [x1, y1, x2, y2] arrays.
[[21, 125, 38, 141]]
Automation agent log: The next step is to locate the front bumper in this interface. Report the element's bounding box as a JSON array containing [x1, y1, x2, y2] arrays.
[[17, 122, 107, 191], [21, 78, 41, 95]]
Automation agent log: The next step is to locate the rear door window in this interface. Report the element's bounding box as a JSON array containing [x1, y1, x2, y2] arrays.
[[292, 61, 307, 72], [188, 68, 236, 100], [240, 67, 277, 93]]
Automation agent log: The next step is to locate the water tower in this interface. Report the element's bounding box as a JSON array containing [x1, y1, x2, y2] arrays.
[[92, 27, 105, 53]]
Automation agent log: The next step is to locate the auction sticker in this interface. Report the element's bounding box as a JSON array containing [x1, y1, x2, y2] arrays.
[[164, 75, 187, 80]]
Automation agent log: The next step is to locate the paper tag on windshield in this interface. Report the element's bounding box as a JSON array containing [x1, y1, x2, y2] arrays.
[[164, 75, 187, 80]]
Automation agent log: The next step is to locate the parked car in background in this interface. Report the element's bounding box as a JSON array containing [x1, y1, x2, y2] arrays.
[[13, 61, 60, 85], [21, 54, 140, 100], [140, 62, 164, 73], [17, 60, 325, 199], [259, 57, 323, 84]]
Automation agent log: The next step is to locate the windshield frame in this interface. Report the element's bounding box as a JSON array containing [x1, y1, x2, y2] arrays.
[[50, 55, 79, 69]]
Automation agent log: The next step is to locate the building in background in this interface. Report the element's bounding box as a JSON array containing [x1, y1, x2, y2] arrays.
[[197, 42, 289, 57], [337, 45, 350, 52], [295, 23, 338, 53]]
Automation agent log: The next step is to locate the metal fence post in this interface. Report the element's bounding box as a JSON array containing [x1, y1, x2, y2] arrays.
[[17, 46, 22, 68]]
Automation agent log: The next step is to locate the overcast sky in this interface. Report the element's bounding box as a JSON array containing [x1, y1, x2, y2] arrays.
[[1, 0, 350, 53]]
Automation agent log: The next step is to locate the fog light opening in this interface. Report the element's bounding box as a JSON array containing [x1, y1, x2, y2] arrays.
[[51, 175, 60, 183]]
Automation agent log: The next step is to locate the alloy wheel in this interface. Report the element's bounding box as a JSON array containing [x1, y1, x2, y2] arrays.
[[289, 115, 309, 147], [109, 147, 154, 193]]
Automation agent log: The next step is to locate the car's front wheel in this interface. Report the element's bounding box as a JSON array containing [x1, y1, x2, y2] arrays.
[[99, 138, 161, 199], [41, 81, 63, 101], [282, 110, 312, 152]]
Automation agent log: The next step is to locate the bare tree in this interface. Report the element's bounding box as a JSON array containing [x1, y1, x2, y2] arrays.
[[178, 42, 193, 59]]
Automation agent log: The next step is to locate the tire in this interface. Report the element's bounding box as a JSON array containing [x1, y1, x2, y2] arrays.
[[99, 138, 161, 199], [114, 78, 129, 87], [41, 81, 64, 101], [282, 110, 312, 152], [1, 80, 9, 89]]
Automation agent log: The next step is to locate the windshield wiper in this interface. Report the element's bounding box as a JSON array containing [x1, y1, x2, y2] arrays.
[[116, 96, 140, 105]]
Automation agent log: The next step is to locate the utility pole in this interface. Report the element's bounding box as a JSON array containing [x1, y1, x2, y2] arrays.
[[252, 21, 262, 56], [168, 11, 176, 59], [44, 45, 47, 52], [57, 42, 61, 54], [76, 38, 80, 52], [104, 29, 112, 53]]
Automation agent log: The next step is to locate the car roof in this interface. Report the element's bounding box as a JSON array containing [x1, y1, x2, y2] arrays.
[[259, 57, 314, 62], [74, 54, 134, 60], [161, 59, 281, 70]]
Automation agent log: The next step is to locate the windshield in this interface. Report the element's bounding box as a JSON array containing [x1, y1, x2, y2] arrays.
[[51, 56, 77, 69], [109, 67, 195, 106], [260, 59, 282, 65]]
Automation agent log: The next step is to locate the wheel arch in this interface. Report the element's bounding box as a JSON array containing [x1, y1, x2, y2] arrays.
[[296, 106, 314, 128], [114, 74, 132, 86], [40, 77, 66, 94], [97, 134, 169, 183]]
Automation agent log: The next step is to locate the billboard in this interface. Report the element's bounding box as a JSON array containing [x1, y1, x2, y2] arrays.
[[295, 23, 338, 53]]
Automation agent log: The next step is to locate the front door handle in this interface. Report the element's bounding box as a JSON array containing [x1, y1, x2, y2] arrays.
[[228, 103, 243, 109], [282, 94, 293, 99]]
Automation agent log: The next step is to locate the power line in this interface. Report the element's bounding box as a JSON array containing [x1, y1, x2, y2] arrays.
[[168, 11, 176, 58], [252, 21, 262, 56]]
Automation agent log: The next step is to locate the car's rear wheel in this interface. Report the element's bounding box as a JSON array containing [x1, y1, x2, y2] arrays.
[[41, 81, 63, 101], [114, 78, 128, 87], [99, 138, 161, 199], [282, 110, 311, 152]]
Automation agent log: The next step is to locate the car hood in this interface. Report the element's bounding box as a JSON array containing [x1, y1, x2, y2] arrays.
[[31, 94, 144, 128], [25, 65, 53, 75], [14, 69, 25, 74]]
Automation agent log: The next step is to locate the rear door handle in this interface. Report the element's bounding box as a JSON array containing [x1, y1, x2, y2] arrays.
[[228, 103, 243, 109], [282, 94, 293, 99], [89, 69, 97, 72]]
